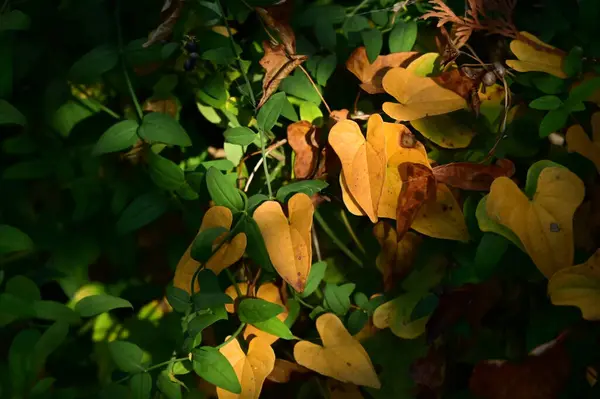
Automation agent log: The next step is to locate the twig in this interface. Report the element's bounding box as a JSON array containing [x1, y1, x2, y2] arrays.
[[312, 227, 322, 262], [340, 210, 366, 254], [225, 268, 243, 298], [243, 139, 287, 192], [258, 127, 274, 198], [215, 322, 246, 349], [314, 210, 363, 268], [298, 65, 332, 115], [72, 85, 121, 120]]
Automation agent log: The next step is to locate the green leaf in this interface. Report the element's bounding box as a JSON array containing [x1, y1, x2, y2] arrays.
[[224, 126, 256, 146], [281, 71, 322, 104], [354, 292, 369, 309], [75, 295, 133, 317], [108, 341, 145, 373], [565, 77, 600, 107], [30, 377, 55, 397], [157, 370, 182, 399], [190, 226, 228, 263], [200, 159, 235, 171], [0, 225, 33, 255], [188, 307, 228, 335], [9, 329, 39, 395], [0, 10, 31, 31], [299, 102, 323, 125], [0, 99, 26, 126], [361, 29, 383, 63], [253, 316, 296, 339], [139, 112, 192, 147], [539, 108, 569, 137], [31, 321, 69, 376], [206, 167, 244, 211], [247, 194, 269, 211], [6, 276, 40, 301], [242, 216, 275, 272], [347, 310, 368, 335], [197, 75, 227, 108], [238, 298, 284, 323], [257, 92, 286, 132], [93, 120, 139, 155], [316, 54, 337, 86], [531, 75, 567, 94], [389, 20, 418, 53], [148, 151, 185, 191], [474, 233, 510, 280], [32, 301, 81, 324], [166, 285, 190, 313], [315, 19, 336, 50], [563, 46, 583, 77], [285, 298, 301, 328], [344, 15, 370, 33], [130, 373, 152, 399], [192, 270, 233, 310], [68, 45, 119, 83], [193, 346, 241, 394], [324, 283, 356, 316], [116, 192, 169, 235], [529, 95, 562, 110], [276, 180, 328, 202], [280, 96, 298, 122], [153, 74, 178, 97], [0, 293, 34, 326], [299, 261, 327, 298]]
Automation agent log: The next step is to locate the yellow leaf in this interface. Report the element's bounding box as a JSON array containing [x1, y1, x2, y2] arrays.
[[505, 32, 567, 78], [372, 292, 430, 339], [382, 67, 466, 122], [486, 167, 585, 278], [406, 52, 441, 77], [174, 206, 247, 293], [293, 313, 381, 388], [548, 250, 600, 320], [225, 282, 288, 345], [411, 114, 476, 149], [329, 114, 387, 222], [373, 222, 422, 289], [566, 113, 600, 175], [253, 193, 314, 292], [411, 183, 470, 242], [217, 337, 275, 399]]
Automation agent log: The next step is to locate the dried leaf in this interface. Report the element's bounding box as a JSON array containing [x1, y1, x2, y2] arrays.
[[485, 167, 585, 277], [548, 249, 600, 320], [505, 32, 567, 78], [143, 96, 180, 119], [217, 337, 275, 399], [174, 206, 247, 293], [433, 68, 479, 101], [258, 42, 308, 108], [382, 67, 466, 121], [432, 159, 515, 191], [253, 193, 314, 292], [396, 162, 437, 240], [410, 347, 446, 399], [144, 0, 183, 48], [287, 121, 321, 179], [566, 113, 600, 175], [469, 334, 570, 399], [256, 1, 296, 55], [293, 313, 381, 388], [346, 47, 419, 94]]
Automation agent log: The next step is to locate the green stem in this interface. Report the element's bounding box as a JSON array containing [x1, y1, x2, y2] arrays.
[[113, 356, 188, 385], [259, 128, 274, 198], [340, 210, 366, 254], [314, 210, 363, 268], [115, 1, 144, 122], [215, 322, 246, 349], [72, 86, 120, 120], [225, 268, 243, 298], [294, 295, 315, 310], [343, 0, 371, 27]]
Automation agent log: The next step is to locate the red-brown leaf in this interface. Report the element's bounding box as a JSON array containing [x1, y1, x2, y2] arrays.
[[432, 159, 515, 191], [396, 162, 437, 240], [287, 121, 321, 179]]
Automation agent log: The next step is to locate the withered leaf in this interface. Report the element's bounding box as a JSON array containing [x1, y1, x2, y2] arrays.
[[432, 159, 515, 191], [143, 95, 179, 119], [256, 1, 296, 55], [410, 346, 446, 399], [396, 162, 437, 240], [258, 42, 308, 108], [433, 69, 479, 101], [143, 0, 183, 48], [287, 121, 320, 179], [346, 47, 419, 94]]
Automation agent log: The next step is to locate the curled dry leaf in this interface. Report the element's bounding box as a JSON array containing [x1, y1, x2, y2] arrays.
[[469, 334, 570, 399], [485, 167, 585, 278], [433, 68, 479, 102], [346, 47, 419, 94], [225, 282, 289, 345], [548, 249, 600, 320], [287, 121, 321, 179], [373, 222, 422, 291], [566, 113, 600, 175], [217, 337, 275, 399], [329, 114, 387, 223], [382, 67, 467, 122], [293, 313, 381, 388], [258, 42, 308, 108], [505, 32, 567, 78], [173, 206, 247, 293], [432, 159, 515, 191], [256, 0, 295, 55], [396, 162, 437, 240], [253, 193, 314, 292], [266, 359, 310, 384], [143, 0, 183, 47]]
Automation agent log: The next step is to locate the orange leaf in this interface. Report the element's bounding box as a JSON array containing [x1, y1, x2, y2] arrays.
[[433, 68, 479, 100], [143, 95, 180, 119], [287, 121, 321, 179], [346, 47, 419, 94], [432, 159, 515, 191], [258, 42, 307, 108], [396, 162, 437, 240]]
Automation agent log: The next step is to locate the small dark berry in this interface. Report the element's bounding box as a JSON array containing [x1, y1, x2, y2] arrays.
[[189, 52, 199, 60], [184, 58, 196, 71], [185, 41, 197, 52]]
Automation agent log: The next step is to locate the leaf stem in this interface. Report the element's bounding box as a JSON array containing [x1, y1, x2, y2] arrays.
[[314, 210, 363, 268], [343, 0, 372, 28], [72, 86, 121, 120], [215, 322, 246, 349], [225, 268, 243, 298], [258, 128, 274, 198], [298, 65, 332, 115], [115, 0, 144, 122], [340, 210, 366, 254]]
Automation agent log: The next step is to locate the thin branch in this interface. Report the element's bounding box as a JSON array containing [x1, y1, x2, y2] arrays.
[[314, 210, 363, 268], [298, 65, 332, 115]]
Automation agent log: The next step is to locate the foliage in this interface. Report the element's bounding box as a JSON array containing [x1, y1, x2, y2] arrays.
[[2, 0, 600, 398]]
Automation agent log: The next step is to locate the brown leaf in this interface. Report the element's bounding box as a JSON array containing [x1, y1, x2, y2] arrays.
[[469, 333, 571, 399], [143, 96, 179, 119], [432, 159, 515, 191], [258, 42, 308, 108], [396, 162, 437, 240], [143, 0, 183, 48], [287, 121, 321, 179], [256, 0, 296, 55], [346, 47, 419, 94], [266, 359, 310, 383], [433, 69, 479, 101], [410, 346, 446, 399]]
